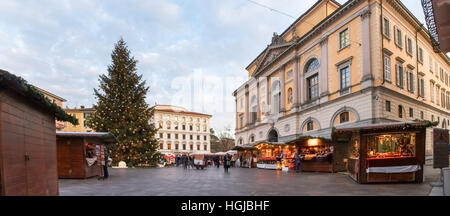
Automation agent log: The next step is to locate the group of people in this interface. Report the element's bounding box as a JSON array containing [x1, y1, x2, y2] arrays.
[[174, 154, 234, 173]]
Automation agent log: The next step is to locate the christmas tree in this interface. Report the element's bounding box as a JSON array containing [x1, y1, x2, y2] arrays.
[[87, 38, 161, 167]]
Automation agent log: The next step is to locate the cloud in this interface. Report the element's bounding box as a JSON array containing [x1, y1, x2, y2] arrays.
[[0, 0, 425, 133]]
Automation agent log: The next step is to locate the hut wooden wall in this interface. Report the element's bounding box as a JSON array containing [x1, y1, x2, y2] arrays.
[[57, 137, 86, 178], [0, 90, 58, 196]]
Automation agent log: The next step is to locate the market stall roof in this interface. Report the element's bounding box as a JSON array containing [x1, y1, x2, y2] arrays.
[[333, 121, 437, 133], [56, 131, 117, 143], [232, 144, 257, 151]]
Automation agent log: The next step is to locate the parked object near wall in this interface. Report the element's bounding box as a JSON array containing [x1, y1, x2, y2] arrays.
[[56, 132, 116, 179], [0, 70, 77, 196]]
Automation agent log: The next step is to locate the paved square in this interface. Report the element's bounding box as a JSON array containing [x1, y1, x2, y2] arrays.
[[59, 166, 434, 196]]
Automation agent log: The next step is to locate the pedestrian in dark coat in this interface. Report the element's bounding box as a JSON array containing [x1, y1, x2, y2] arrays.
[[224, 154, 231, 173], [294, 152, 301, 173]]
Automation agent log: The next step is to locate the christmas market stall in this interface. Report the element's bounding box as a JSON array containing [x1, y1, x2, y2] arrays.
[[254, 142, 297, 171], [56, 132, 117, 179], [333, 121, 434, 184], [286, 136, 340, 173], [0, 70, 78, 196], [232, 144, 258, 168]]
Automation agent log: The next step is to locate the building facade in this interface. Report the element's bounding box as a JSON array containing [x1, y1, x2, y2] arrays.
[[152, 105, 212, 155], [34, 85, 67, 131], [63, 107, 95, 132], [233, 0, 450, 156]]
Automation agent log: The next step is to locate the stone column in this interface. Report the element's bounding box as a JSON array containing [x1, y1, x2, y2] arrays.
[[360, 8, 373, 88], [280, 67, 286, 113], [256, 82, 261, 122], [293, 56, 300, 110], [300, 64, 305, 104], [245, 86, 250, 126], [319, 36, 329, 103], [235, 97, 238, 129]]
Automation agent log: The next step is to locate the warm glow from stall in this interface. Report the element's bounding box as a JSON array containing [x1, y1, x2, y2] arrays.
[[307, 139, 319, 147]]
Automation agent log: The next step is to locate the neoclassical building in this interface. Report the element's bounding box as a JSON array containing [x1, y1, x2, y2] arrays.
[[151, 105, 212, 155], [233, 0, 450, 156]]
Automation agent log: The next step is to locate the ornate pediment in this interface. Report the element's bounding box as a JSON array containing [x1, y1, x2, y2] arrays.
[[253, 34, 293, 77]]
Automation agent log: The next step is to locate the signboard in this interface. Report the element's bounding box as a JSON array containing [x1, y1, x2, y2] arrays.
[[433, 128, 449, 169]]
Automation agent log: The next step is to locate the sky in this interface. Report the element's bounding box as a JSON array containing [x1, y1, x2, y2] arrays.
[[0, 0, 426, 134]]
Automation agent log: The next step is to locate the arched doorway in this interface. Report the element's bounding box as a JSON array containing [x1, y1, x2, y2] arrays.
[[268, 129, 278, 142]]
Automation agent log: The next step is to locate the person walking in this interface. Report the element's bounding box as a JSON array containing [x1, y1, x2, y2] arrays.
[[103, 147, 110, 179], [224, 154, 231, 173], [294, 152, 301, 173], [182, 154, 188, 170]]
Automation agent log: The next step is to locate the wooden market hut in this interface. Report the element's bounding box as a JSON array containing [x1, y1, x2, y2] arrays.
[[232, 144, 258, 168], [0, 70, 77, 196], [286, 136, 345, 173], [56, 132, 117, 179], [333, 121, 434, 184]]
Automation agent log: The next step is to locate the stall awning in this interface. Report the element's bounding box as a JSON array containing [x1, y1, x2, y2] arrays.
[[333, 121, 437, 134], [56, 131, 117, 143]]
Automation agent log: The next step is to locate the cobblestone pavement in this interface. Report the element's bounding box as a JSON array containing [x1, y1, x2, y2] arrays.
[[59, 166, 432, 196]]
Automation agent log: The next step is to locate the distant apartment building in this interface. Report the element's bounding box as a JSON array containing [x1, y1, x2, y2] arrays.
[[233, 0, 450, 156], [34, 85, 67, 131], [63, 106, 95, 132], [151, 105, 212, 155]]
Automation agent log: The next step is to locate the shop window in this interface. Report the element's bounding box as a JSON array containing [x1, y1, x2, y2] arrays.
[[367, 133, 416, 159], [340, 112, 349, 124]]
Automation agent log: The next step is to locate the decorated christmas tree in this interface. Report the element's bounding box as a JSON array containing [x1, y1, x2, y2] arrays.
[[87, 38, 161, 167]]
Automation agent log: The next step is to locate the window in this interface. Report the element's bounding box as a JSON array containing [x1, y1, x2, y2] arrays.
[[437, 87, 440, 106], [159, 143, 163, 150], [398, 105, 403, 118], [175, 144, 179, 150], [419, 76, 425, 97], [190, 144, 193, 150], [340, 66, 350, 94], [83, 120, 88, 127], [167, 133, 171, 139], [308, 75, 319, 100], [340, 112, 349, 124], [189, 125, 193, 131], [382, 17, 391, 38], [160, 133, 163, 138], [409, 108, 413, 118], [197, 145, 200, 151], [339, 28, 350, 50], [158, 122, 163, 129], [204, 136, 207, 141], [250, 95, 257, 123], [429, 56, 433, 72], [287, 88, 293, 104], [447, 92, 450, 110], [394, 26, 403, 48], [441, 90, 446, 108], [431, 82, 435, 103], [446, 73, 449, 86], [204, 145, 207, 151], [239, 114, 244, 128], [174, 124, 178, 130], [183, 134, 186, 140], [305, 58, 319, 73], [386, 100, 391, 112], [197, 135, 200, 140], [384, 55, 391, 81], [182, 124, 186, 130], [407, 69, 414, 93], [420, 111, 424, 120], [271, 80, 281, 114], [190, 135, 193, 140], [307, 121, 314, 131], [175, 134, 178, 139], [166, 122, 171, 130], [406, 36, 413, 55], [167, 143, 171, 150], [183, 144, 186, 150], [250, 135, 255, 143], [239, 139, 243, 145], [418, 47, 423, 63], [396, 64, 404, 88]]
